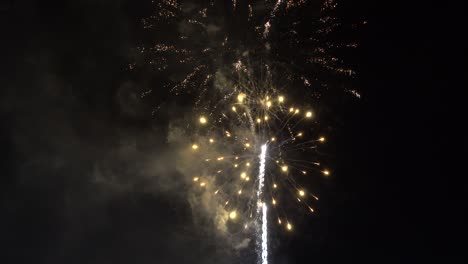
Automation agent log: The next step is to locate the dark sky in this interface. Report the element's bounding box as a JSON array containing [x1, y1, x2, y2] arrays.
[[1, 0, 465, 263]]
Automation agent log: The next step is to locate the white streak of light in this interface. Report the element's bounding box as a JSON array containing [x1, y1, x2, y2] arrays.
[[257, 144, 268, 264], [262, 203, 268, 264]]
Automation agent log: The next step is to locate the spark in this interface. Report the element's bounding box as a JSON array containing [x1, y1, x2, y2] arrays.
[[237, 93, 246, 103], [319, 137, 326, 142], [287, 222, 292, 231], [278, 96, 284, 103], [192, 144, 199, 150], [306, 111, 313, 118], [199, 116, 207, 124], [298, 190, 305, 197], [209, 138, 214, 143], [323, 170, 330, 176], [229, 211, 237, 219], [193, 177, 199, 182], [281, 165, 288, 172], [200, 182, 206, 187]]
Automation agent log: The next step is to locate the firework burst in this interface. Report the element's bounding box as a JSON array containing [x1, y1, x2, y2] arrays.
[[131, 0, 358, 262], [131, 0, 357, 114], [187, 86, 330, 263]]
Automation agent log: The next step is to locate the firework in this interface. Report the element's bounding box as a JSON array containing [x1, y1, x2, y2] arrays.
[[133, 0, 358, 262], [133, 0, 358, 115], [187, 89, 329, 264]]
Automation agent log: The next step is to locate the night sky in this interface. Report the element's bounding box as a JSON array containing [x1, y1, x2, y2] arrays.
[[1, 0, 465, 263]]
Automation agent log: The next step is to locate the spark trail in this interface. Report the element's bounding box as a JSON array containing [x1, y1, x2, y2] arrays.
[[257, 144, 268, 264]]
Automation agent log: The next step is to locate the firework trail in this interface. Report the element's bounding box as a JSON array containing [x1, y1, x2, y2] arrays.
[[258, 144, 268, 264]]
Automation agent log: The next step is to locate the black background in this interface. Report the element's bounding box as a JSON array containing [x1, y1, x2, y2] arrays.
[[1, 0, 466, 263]]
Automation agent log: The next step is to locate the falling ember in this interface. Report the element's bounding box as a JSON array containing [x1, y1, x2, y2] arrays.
[[323, 170, 330, 176], [281, 166, 288, 172], [193, 177, 199, 182], [209, 138, 214, 143], [306, 111, 313, 118], [298, 190, 305, 197], [229, 211, 237, 219], [319, 137, 326, 142], [287, 222, 292, 231], [192, 144, 199, 150], [199, 116, 207, 124], [237, 93, 246, 103], [278, 96, 284, 103]]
